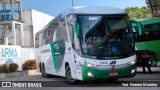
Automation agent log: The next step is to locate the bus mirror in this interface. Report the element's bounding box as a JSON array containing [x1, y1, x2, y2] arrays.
[[74, 22, 80, 38]]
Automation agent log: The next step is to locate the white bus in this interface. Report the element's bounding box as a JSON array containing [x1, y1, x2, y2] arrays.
[[35, 6, 137, 84]]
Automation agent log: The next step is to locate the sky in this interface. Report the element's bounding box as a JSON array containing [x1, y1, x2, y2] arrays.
[[22, 0, 147, 17]]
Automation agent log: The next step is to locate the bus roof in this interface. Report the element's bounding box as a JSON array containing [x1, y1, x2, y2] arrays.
[[138, 17, 160, 25], [61, 6, 125, 15], [132, 17, 160, 33], [38, 6, 126, 33]]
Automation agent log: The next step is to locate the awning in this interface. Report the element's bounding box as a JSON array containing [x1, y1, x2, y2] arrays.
[[146, 0, 160, 17]]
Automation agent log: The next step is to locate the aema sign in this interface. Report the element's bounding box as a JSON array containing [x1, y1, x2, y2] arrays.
[[0, 45, 21, 59]]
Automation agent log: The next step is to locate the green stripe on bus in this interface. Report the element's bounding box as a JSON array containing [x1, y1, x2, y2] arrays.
[[136, 40, 160, 60], [81, 64, 136, 80], [50, 42, 57, 71]]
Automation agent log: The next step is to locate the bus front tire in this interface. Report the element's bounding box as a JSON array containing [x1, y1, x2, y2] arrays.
[[65, 65, 80, 84], [41, 64, 50, 78]]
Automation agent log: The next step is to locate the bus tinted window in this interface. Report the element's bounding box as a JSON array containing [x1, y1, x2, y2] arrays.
[[41, 26, 54, 46], [133, 22, 160, 42], [53, 18, 68, 42], [77, 15, 134, 58], [35, 32, 39, 48], [39, 17, 68, 46], [134, 31, 160, 42]]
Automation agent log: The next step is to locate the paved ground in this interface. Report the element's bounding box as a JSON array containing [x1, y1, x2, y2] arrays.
[[0, 67, 160, 90], [137, 67, 160, 73], [1, 72, 160, 81], [1, 67, 160, 81], [0, 73, 160, 90]]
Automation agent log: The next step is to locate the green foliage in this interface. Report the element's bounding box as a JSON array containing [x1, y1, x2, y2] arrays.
[[125, 6, 152, 20], [0, 64, 9, 73], [9, 63, 19, 72], [23, 59, 36, 70]]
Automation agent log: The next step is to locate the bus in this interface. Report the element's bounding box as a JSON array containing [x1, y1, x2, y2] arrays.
[[35, 6, 137, 84], [131, 17, 160, 67]]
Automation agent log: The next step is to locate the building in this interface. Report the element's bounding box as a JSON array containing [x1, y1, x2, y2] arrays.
[[146, 0, 160, 17], [22, 9, 54, 47], [0, 0, 54, 69], [21, 9, 54, 65]]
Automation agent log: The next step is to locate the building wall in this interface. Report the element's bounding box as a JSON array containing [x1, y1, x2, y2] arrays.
[[22, 9, 54, 47], [31, 9, 54, 47], [0, 9, 55, 70], [0, 47, 35, 70], [22, 10, 34, 47], [21, 48, 36, 63]]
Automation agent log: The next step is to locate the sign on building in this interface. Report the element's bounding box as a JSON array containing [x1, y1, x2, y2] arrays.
[[0, 45, 21, 59]]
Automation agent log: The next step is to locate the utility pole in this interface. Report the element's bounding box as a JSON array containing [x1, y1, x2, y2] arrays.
[[72, 0, 74, 7]]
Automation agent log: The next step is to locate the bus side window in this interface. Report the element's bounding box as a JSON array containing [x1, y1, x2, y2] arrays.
[[41, 30, 46, 46], [45, 28, 50, 44], [134, 32, 139, 42], [46, 26, 54, 44], [68, 24, 74, 43], [35, 32, 39, 48], [66, 14, 80, 52], [42, 28, 50, 45], [147, 31, 154, 40], [74, 32, 81, 53], [40, 32, 43, 46], [40, 26, 54, 46], [53, 18, 68, 42]]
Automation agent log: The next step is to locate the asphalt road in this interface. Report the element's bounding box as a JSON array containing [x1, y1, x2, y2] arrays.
[[0, 73, 160, 90], [2, 72, 160, 81]]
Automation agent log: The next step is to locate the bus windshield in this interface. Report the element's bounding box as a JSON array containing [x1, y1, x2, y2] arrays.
[[77, 15, 134, 59]]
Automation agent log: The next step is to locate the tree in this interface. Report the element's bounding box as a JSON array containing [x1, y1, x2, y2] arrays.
[[125, 6, 152, 20]]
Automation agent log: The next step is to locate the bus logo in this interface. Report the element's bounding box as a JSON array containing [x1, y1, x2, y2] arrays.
[[111, 65, 115, 70]]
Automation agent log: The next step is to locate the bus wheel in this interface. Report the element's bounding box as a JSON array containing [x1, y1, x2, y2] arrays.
[[65, 65, 80, 84], [41, 64, 50, 78]]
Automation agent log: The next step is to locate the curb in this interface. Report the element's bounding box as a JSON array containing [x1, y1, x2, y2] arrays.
[[0, 70, 40, 80], [28, 70, 41, 75], [0, 71, 28, 80]]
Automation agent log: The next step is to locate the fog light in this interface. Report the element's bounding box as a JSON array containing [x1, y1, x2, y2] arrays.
[[87, 72, 93, 77], [129, 60, 136, 65], [131, 69, 135, 74]]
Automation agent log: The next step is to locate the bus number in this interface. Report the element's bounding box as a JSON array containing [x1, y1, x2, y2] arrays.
[[86, 37, 101, 43]]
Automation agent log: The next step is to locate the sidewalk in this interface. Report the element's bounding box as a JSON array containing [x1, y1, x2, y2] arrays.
[[137, 67, 160, 73]]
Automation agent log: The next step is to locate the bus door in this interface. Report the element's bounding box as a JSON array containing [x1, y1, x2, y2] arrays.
[[50, 17, 68, 73], [50, 40, 66, 73]]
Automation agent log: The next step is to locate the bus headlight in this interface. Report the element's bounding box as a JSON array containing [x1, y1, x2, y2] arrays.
[[129, 60, 136, 65], [81, 62, 98, 67], [131, 69, 136, 74], [86, 63, 98, 67], [87, 72, 93, 77]]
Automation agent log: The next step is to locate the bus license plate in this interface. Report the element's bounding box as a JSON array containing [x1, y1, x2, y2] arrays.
[[109, 72, 118, 76]]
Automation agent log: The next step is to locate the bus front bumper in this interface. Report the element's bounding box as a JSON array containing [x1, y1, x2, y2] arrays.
[[81, 64, 137, 81]]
